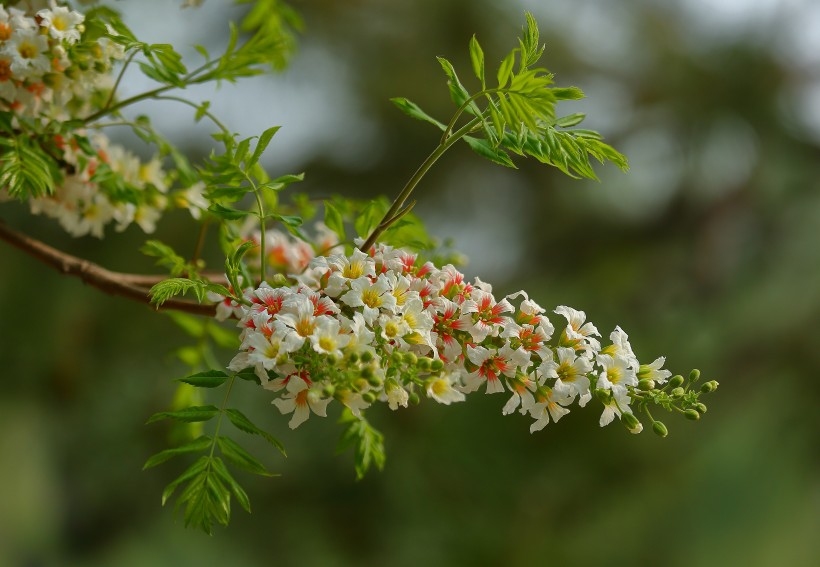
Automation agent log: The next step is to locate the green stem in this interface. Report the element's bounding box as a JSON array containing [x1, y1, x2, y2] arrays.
[[102, 49, 139, 113], [253, 189, 267, 281], [440, 88, 498, 143], [152, 95, 232, 135], [81, 59, 219, 124], [360, 116, 481, 252], [209, 375, 237, 461]]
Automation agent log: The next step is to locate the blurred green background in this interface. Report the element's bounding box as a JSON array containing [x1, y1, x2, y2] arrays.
[[1, 0, 818, 565]]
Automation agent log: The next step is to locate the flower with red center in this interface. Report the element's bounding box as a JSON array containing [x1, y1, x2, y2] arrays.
[[463, 344, 529, 394], [459, 289, 514, 342], [272, 376, 331, 429]]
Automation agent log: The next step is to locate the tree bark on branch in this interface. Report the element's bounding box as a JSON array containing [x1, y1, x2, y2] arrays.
[[0, 220, 218, 317]]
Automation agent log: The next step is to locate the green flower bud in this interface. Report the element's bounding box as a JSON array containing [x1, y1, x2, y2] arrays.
[[638, 379, 655, 391], [360, 366, 374, 380], [684, 409, 701, 421], [652, 421, 669, 437], [700, 380, 719, 393], [669, 375, 684, 388], [403, 352, 418, 365], [391, 352, 403, 365], [431, 359, 444, 371], [594, 388, 612, 404], [671, 387, 685, 398], [418, 357, 432, 371], [695, 402, 707, 414], [271, 274, 288, 286], [409, 392, 421, 405], [621, 412, 640, 430], [689, 369, 701, 383], [347, 352, 360, 364], [322, 384, 336, 397], [367, 374, 383, 388], [360, 350, 374, 363], [362, 392, 377, 403]]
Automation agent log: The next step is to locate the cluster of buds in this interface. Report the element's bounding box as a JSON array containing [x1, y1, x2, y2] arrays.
[[0, 2, 123, 121], [225, 243, 715, 434]]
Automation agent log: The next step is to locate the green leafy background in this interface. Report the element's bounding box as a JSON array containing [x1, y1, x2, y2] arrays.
[[0, 0, 818, 565]]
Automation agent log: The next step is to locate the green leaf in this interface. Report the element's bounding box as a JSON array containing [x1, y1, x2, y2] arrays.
[[469, 35, 485, 86], [210, 457, 251, 513], [337, 409, 386, 480], [149, 278, 209, 306], [390, 97, 446, 130], [497, 51, 515, 89], [463, 136, 517, 168], [248, 125, 280, 167], [143, 435, 212, 470], [436, 57, 478, 114], [555, 113, 586, 128], [208, 203, 252, 221], [216, 436, 272, 476], [323, 200, 345, 242], [146, 405, 220, 424], [161, 455, 209, 506], [354, 199, 386, 239], [177, 370, 230, 388], [225, 408, 287, 456]]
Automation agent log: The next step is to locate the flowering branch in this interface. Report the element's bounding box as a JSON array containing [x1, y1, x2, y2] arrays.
[[0, 220, 218, 317]]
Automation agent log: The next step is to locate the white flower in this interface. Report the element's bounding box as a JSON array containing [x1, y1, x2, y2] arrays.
[[3, 27, 50, 78], [37, 6, 85, 44], [596, 354, 638, 394], [599, 387, 633, 427], [386, 381, 409, 410], [340, 274, 396, 325], [272, 376, 331, 429], [528, 388, 573, 433], [637, 356, 672, 385], [540, 347, 593, 407], [426, 372, 466, 405], [309, 317, 350, 358]]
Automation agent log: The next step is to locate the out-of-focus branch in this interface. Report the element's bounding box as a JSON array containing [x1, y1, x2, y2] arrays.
[[0, 220, 218, 317]]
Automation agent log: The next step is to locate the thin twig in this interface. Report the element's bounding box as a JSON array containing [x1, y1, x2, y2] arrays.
[[0, 221, 218, 317]]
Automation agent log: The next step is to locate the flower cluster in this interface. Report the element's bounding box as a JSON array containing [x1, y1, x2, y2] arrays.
[[226, 243, 690, 434], [0, 2, 122, 121], [19, 132, 172, 237]]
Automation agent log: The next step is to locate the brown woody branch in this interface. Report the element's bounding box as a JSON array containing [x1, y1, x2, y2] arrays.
[[0, 220, 218, 317]]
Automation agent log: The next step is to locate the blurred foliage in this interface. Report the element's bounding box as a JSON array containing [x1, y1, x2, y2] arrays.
[[0, 0, 818, 565]]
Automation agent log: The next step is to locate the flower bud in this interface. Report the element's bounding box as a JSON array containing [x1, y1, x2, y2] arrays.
[[348, 352, 360, 364], [668, 375, 684, 388], [360, 366, 374, 380], [638, 379, 655, 391], [695, 402, 707, 414], [409, 392, 421, 405], [391, 352, 403, 365], [417, 357, 432, 371], [652, 421, 669, 437], [671, 387, 685, 398], [700, 380, 719, 393], [271, 274, 288, 286], [688, 369, 701, 383], [322, 384, 336, 397], [430, 359, 444, 372], [367, 374, 383, 388], [362, 392, 377, 403], [595, 388, 612, 404], [403, 352, 418, 365], [621, 412, 640, 430], [360, 350, 374, 364], [684, 409, 700, 421]]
